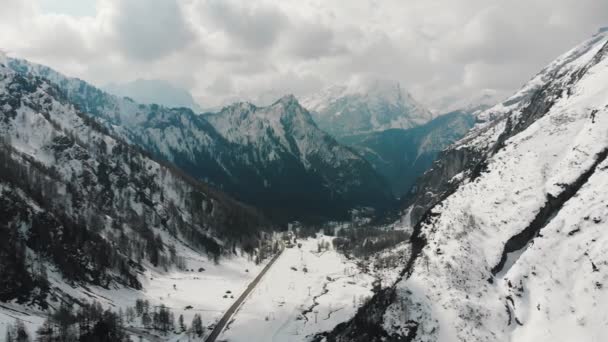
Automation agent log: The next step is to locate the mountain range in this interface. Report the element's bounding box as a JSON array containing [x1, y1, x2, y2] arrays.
[[6, 58, 396, 222]]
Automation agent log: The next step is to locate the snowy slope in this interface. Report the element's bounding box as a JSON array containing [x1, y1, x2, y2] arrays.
[[323, 28, 608, 342], [301, 79, 434, 137]]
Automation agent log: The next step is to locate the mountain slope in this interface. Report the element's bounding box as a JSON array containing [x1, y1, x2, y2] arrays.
[[340, 111, 475, 197], [302, 79, 434, 137], [321, 28, 608, 342], [6, 58, 393, 222], [0, 53, 267, 304]]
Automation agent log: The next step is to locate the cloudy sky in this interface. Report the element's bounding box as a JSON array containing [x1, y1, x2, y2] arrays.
[[0, 0, 606, 111]]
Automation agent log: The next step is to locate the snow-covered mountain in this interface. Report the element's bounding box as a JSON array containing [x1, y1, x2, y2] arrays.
[[104, 78, 203, 112], [6, 58, 393, 222], [301, 79, 434, 138], [201, 96, 395, 221], [321, 28, 608, 341]]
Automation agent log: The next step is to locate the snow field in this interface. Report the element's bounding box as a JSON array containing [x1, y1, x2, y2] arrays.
[[220, 235, 376, 342]]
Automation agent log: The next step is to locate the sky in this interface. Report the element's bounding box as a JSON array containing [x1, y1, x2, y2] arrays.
[[0, 0, 606, 112]]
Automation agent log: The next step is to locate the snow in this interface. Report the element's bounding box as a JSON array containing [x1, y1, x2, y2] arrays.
[[505, 158, 608, 342], [0, 243, 265, 340], [219, 235, 376, 342], [0, 234, 402, 341]]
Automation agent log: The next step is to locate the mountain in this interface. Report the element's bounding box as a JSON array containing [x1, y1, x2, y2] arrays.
[[201, 96, 395, 221], [0, 52, 267, 305], [320, 28, 608, 341], [301, 79, 434, 138], [103, 79, 203, 112], [340, 111, 475, 197], [6, 58, 394, 222]]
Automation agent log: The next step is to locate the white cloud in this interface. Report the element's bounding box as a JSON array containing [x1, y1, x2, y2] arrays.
[[0, 0, 606, 111]]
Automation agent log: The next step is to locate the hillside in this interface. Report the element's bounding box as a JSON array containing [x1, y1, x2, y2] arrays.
[[0, 52, 268, 309]]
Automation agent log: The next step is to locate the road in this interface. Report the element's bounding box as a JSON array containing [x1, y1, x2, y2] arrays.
[[205, 249, 284, 342]]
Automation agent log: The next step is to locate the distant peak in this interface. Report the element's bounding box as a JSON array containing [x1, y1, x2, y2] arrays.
[[272, 94, 301, 107], [278, 94, 297, 103]]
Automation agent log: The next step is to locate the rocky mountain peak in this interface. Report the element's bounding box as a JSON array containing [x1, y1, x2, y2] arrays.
[[301, 78, 433, 137]]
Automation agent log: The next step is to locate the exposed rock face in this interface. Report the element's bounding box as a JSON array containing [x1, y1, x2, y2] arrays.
[[402, 145, 483, 226]]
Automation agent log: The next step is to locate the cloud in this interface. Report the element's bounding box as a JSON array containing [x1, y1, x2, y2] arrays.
[[0, 0, 606, 111], [200, 0, 288, 51], [282, 21, 349, 59], [108, 0, 195, 61]]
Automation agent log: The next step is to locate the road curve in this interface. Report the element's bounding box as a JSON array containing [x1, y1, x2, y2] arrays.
[[205, 249, 284, 342]]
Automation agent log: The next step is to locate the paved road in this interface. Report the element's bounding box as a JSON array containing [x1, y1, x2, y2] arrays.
[[205, 249, 284, 342]]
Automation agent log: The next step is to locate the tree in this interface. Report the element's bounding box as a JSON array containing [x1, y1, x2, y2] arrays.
[[178, 314, 186, 332], [141, 312, 151, 328], [35, 318, 55, 342], [54, 302, 76, 339], [14, 319, 31, 342], [135, 299, 144, 316], [125, 307, 135, 323], [191, 314, 203, 337]]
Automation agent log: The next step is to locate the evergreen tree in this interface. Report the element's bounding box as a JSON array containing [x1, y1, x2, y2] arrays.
[[35, 317, 55, 342], [191, 314, 203, 337], [141, 312, 151, 328], [178, 314, 186, 332], [14, 319, 31, 342]]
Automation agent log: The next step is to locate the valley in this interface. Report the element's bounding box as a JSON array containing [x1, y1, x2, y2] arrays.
[[1, 3, 607, 342]]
